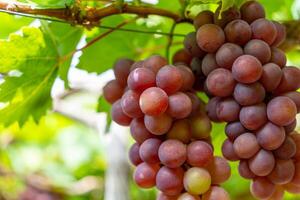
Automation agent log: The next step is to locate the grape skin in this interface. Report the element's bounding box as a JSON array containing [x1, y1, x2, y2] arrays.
[[216, 43, 243, 69], [222, 139, 239, 161], [270, 48, 287, 68], [167, 92, 192, 119], [127, 67, 156, 92], [156, 65, 183, 95], [121, 90, 143, 118], [206, 68, 236, 97], [225, 122, 246, 141], [284, 183, 300, 194], [201, 54, 219, 76], [113, 58, 134, 86], [291, 162, 300, 186], [267, 96, 297, 126], [224, 19, 251, 46], [214, 6, 241, 28], [275, 66, 300, 94], [239, 103, 267, 131], [178, 193, 201, 200], [190, 114, 212, 139], [202, 186, 230, 200], [184, 32, 206, 58], [291, 133, 300, 160], [111, 100, 132, 126], [249, 149, 275, 176], [183, 167, 211, 195], [158, 139, 187, 168], [238, 160, 256, 179], [232, 55, 263, 84], [130, 118, 154, 144], [256, 122, 285, 150], [206, 156, 231, 185], [172, 49, 193, 65], [284, 119, 297, 135], [206, 97, 221, 122], [129, 143, 143, 166], [144, 113, 173, 135], [139, 138, 162, 164], [167, 119, 191, 144], [272, 21, 286, 47], [103, 80, 124, 104], [260, 63, 282, 92], [274, 136, 297, 160], [144, 55, 168, 74], [267, 159, 295, 185], [177, 65, 195, 91], [157, 193, 178, 200], [140, 87, 169, 116], [130, 60, 144, 72], [250, 177, 275, 199], [233, 133, 260, 159], [251, 18, 277, 45], [240, 1, 265, 24], [283, 91, 300, 112], [193, 10, 214, 29], [196, 24, 225, 53], [216, 98, 241, 122], [233, 82, 265, 106], [187, 141, 213, 167], [134, 162, 159, 188], [156, 166, 184, 196], [244, 39, 271, 64]]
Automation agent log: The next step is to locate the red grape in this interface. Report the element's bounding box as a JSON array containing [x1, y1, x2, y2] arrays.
[[222, 139, 239, 161], [156, 65, 183, 94], [167, 92, 192, 119], [251, 18, 277, 45], [267, 159, 295, 185], [187, 141, 213, 167], [249, 149, 275, 176], [284, 119, 297, 135], [233, 133, 260, 159], [178, 193, 200, 200], [144, 113, 173, 135], [157, 193, 178, 200], [121, 90, 143, 118], [274, 136, 297, 160], [238, 160, 256, 179], [202, 186, 230, 200], [130, 118, 154, 144], [134, 162, 159, 188], [283, 91, 300, 112], [177, 65, 195, 91], [239, 103, 267, 130], [103, 80, 124, 104], [206, 97, 221, 122], [129, 143, 143, 166], [206, 156, 231, 184], [224, 19, 251, 46], [275, 66, 300, 94], [270, 48, 286, 68], [272, 21, 286, 47], [216, 43, 243, 69], [194, 10, 214, 29], [127, 67, 156, 92], [144, 55, 167, 74], [233, 82, 265, 106], [172, 49, 193, 65], [284, 183, 300, 194], [240, 1, 265, 24], [291, 162, 300, 186], [214, 6, 241, 28], [250, 177, 275, 199], [225, 122, 246, 141], [140, 87, 168, 116], [139, 138, 162, 164], [201, 54, 219, 76], [130, 60, 144, 71], [244, 39, 271, 64], [111, 100, 132, 126], [256, 122, 285, 150], [184, 32, 206, 58], [260, 63, 282, 92], [216, 98, 240, 122], [167, 119, 191, 144], [113, 58, 134, 86], [190, 114, 212, 139]]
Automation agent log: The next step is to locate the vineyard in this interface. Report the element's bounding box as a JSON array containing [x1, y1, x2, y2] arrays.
[[0, 0, 299, 200]]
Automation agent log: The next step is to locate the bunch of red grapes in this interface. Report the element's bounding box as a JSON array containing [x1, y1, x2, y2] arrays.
[[182, 1, 300, 199], [103, 56, 232, 199]]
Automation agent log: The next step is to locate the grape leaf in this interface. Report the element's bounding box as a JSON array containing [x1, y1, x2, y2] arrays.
[[0, 14, 33, 39], [17, 0, 75, 8], [41, 21, 83, 87]]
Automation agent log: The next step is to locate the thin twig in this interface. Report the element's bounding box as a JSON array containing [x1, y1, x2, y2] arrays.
[[166, 22, 177, 62]]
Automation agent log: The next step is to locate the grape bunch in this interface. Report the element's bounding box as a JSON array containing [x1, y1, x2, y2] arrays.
[[182, 1, 300, 199], [103, 56, 231, 200]]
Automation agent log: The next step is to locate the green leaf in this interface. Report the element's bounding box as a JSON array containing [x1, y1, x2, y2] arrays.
[[41, 21, 83, 86], [97, 96, 111, 133], [19, 0, 75, 8], [0, 27, 59, 126], [0, 14, 33, 39]]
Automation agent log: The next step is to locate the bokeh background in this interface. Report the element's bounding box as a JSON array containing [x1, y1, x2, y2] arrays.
[[0, 0, 300, 199]]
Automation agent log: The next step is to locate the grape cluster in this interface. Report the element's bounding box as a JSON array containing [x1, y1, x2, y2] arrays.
[[183, 1, 300, 199], [103, 56, 231, 199]]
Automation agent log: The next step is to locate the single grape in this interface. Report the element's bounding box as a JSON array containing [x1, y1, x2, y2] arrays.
[[183, 167, 211, 195], [167, 119, 191, 144], [267, 96, 297, 126], [144, 113, 173, 135], [260, 63, 282, 92], [184, 32, 206, 58], [178, 193, 201, 200], [267, 159, 295, 185], [251, 18, 277, 45], [186, 92, 205, 116], [103, 80, 124, 104], [224, 19, 251, 45], [249, 149, 275, 176], [158, 139, 187, 168], [201, 54, 219, 76], [272, 21, 286, 47], [157, 193, 178, 200], [196, 24, 225, 53], [111, 100, 132, 126], [238, 160, 256, 179], [233, 82, 265, 106], [144, 55, 167, 74], [177, 65, 195, 91], [206, 97, 221, 122], [225, 122, 246, 141], [190, 114, 212, 139], [270, 48, 286, 68], [130, 60, 144, 71], [140, 87, 169, 116], [244, 39, 271, 64], [240, 1, 265, 24], [113, 58, 134, 86], [134, 162, 159, 188], [156, 65, 183, 94], [222, 139, 239, 161], [284, 183, 300, 194], [291, 162, 300, 186], [156, 166, 184, 196], [129, 143, 143, 166], [139, 138, 162, 164], [232, 55, 263, 83], [214, 6, 241, 28], [233, 133, 260, 159], [256, 122, 285, 150], [216, 98, 240, 122], [274, 136, 297, 159], [216, 43, 243, 69], [121, 90, 143, 118], [167, 92, 192, 119], [291, 133, 300, 160], [202, 186, 230, 200], [127, 67, 156, 92], [239, 103, 267, 131], [275, 66, 300, 94], [194, 10, 214, 30], [130, 118, 154, 144], [206, 156, 231, 185], [250, 177, 275, 199], [172, 49, 193, 65], [284, 119, 297, 135], [187, 141, 213, 167], [206, 68, 235, 97], [283, 91, 300, 112], [267, 187, 285, 200]]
